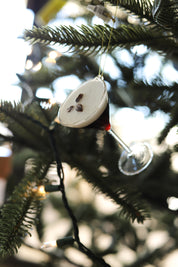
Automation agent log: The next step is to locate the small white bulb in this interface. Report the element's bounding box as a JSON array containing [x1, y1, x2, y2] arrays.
[[41, 240, 57, 249]]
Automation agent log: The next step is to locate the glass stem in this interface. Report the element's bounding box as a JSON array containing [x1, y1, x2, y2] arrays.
[[108, 129, 132, 154]]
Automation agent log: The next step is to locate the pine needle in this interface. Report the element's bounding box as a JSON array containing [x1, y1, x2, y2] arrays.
[[24, 24, 172, 55], [0, 158, 51, 258]]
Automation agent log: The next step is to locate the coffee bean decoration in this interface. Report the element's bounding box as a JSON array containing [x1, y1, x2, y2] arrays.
[[75, 93, 84, 103], [67, 105, 74, 112], [75, 104, 83, 112]]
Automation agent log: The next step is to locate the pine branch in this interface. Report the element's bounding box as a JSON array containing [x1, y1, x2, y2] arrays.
[[125, 241, 176, 267], [0, 133, 14, 143], [107, 0, 153, 21], [24, 24, 174, 55], [158, 104, 178, 143], [130, 81, 178, 113], [0, 100, 149, 223], [0, 158, 51, 258], [0, 101, 58, 151], [106, 0, 178, 36], [58, 129, 150, 223], [152, 0, 178, 35], [48, 125, 150, 223], [72, 158, 150, 223]]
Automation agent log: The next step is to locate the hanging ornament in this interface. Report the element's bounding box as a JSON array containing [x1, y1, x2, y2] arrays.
[[57, 3, 153, 175], [87, 4, 115, 22], [58, 75, 153, 176]]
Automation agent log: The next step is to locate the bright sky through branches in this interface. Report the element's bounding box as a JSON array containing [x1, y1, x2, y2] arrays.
[[0, 0, 34, 102]]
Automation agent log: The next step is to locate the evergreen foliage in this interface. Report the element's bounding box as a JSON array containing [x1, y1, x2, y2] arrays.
[[24, 0, 178, 55], [152, 0, 178, 32], [108, 0, 153, 20], [24, 21, 176, 56], [0, 158, 51, 258], [0, 101, 150, 222]]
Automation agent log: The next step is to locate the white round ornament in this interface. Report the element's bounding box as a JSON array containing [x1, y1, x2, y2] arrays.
[[58, 76, 108, 128]]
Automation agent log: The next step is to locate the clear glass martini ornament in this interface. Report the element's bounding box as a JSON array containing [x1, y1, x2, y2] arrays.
[[58, 76, 153, 176]]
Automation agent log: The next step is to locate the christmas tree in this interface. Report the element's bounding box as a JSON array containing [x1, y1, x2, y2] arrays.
[[0, 0, 178, 266]]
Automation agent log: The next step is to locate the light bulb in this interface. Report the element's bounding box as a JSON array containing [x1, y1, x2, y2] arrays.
[[49, 98, 56, 105], [33, 185, 46, 197], [41, 237, 75, 249], [41, 240, 57, 249], [38, 185, 46, 196]]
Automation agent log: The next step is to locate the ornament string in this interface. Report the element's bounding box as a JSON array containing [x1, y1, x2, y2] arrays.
[[98, 4, 118, 78]]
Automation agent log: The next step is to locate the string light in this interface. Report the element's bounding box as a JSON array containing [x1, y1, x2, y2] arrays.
[[32, 62, 42, 71], [41, 237, 75, 249], [33, 184, 61, 197], [25, 59, 33, 70], [167, 196, 178, 211], [44, 50, 62, 65], [45, 184, 61, 192], [38, 185, 46, 196], [45, 57, 56, 64], [48, 98, 56, 105], [48, 50, 61, 59], [25, 61, 42, 72], [41, 240, 57, 249], [33, 185, 46, 198]]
